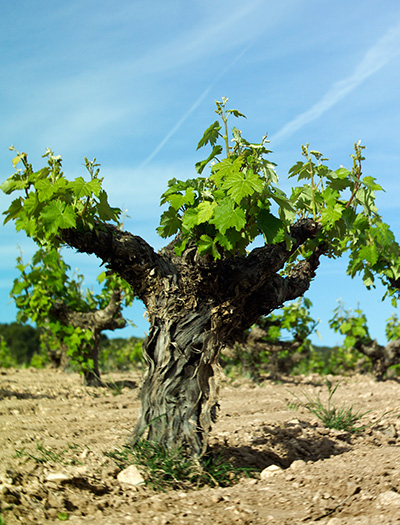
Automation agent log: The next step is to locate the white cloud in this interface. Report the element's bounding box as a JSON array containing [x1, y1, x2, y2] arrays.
[[271, 19, 400, 145], [140, 43, 252, 167]]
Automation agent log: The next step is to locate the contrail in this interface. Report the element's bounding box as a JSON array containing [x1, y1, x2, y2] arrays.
[[271, 20, 400, 145], [140, 44, 252, 168]]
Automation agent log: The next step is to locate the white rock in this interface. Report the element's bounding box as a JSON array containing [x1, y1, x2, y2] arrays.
[[45, 472, 70, 482], [260, 465, 282, 480], [290, 460, 307, 470], [376, 490, 400, 508], [73, 466, 89, 476], [117, 465, 145, 487]]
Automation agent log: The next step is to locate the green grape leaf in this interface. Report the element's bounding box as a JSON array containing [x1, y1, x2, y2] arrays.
[[3, 198, 23, 224], [270, 189, 296, 223], [362, 176, 383, 192], [196, 201, 217, 224], [195, 145, 223, 174], [257, 209, 284, 243], [68, 177, 101, 198], [96, 190, 121, 221], [288, 161, 304, 178], [35, 178, 67, 202], [196, 121, 221, 150], [211, 198, 246, 234], [226, 109, 247, 119], [320, 203, 343, 227], [0, 177, 27, 194], [182, 208, 199, 231], [39, 201, 77, 234], [321, 187, 340, 208], [197, 234, 221, 259], [222, 169, 264, 204], [210, 156, 242, 185], [157, 207, 181, 238], [358, 244, 379, 267]]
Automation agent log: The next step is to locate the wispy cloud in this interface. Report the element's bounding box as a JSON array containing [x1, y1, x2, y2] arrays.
[[271, 20, 400, 145], [122, 1, 263, 77], [140, 44, 252, 167]]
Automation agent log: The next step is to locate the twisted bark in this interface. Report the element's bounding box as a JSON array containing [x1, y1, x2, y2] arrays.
[[60, 218, 326, 455], [355, 338, 400, 380], [50, 289, 126, 385], [246, 325, 308, 378]]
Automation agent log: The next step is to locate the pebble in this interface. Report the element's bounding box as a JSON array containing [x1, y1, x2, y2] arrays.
[[376, 490, 400, 508], [260, 465, 282, 480], [290, 459, 307, 470], [117, 465, 145, 487], [45, 472, 70, 482]]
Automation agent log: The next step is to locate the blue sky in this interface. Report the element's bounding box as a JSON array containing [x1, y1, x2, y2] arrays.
[[1, 0, 400, 347]]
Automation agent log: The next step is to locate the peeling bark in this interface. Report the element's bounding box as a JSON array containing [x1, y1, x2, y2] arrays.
[[355, 338, 400, 380], [60, 218, 325, 455], [130, 308, 220, 456], [50, 289, 126, 386], [243, 325, 308, 379]]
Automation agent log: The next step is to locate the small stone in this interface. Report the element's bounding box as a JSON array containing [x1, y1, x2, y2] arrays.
[[376, 490, 400, 508], [329, 428, 348, 439], [290, 460, 306, 470], [45, 472, 70, 482], [210, 493, 224, 503], [72, 466, 89, 476], [117, 465, 145, 487], [260, 465, 282, 480], [381, 424, 397, 438], [46, 492, 63, 508]]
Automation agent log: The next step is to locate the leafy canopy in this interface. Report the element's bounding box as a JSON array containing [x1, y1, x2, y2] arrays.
[[157, 98, 399, 294], [330, 300, 400, 348], [1, 148, 121, 248], [261, 297, 318, 348], [11, 245, 134, 372], [1, 97, 400, 296], [329, 300, 371, 350]]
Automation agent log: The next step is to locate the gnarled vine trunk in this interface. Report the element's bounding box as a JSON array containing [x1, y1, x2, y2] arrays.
[[61, 218, 324, 456], [131, 309, 220, 456], [355, 338, 400, 380], [242, 325, 308, 379], [50, 290, 126, 386]]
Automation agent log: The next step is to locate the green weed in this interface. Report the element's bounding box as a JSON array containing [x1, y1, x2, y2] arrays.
[[14, 442, 83, 466], [289, 379, 370, 433], [105, 441, 257, 491], [107, 380, 125, 395], [287, 400, 301, 411]]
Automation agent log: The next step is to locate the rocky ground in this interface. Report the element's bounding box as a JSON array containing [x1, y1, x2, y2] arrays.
[[1, 367, 400, 524]]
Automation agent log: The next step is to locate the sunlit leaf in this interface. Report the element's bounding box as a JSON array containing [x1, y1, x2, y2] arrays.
[[39, 201, 77, 234], [196, 121, 221, 150], [68, 177, 101, 198], [211, 198, 246, 234]]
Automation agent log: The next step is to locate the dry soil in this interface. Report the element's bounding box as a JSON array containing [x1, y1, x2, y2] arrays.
[[1, 368, 400, 524]]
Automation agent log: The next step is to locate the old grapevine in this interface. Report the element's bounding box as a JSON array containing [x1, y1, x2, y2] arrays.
[[2, 98, 399, 456]]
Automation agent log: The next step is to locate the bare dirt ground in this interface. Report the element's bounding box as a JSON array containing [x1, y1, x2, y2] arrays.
[[1, 368, 400, 524]]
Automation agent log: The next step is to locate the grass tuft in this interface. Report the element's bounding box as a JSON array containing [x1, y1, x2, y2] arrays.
[[105, 440, 257, 491], [14, 442, 84, 466], [289, 379, 370, 433]]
